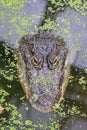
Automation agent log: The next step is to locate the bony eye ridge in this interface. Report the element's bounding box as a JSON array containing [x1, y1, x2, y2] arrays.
[[46, 53, 58, 70], [32, 53, 44, 69], [49, 55, 58, 65]]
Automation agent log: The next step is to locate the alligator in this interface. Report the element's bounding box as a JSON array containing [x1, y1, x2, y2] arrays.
[[16, 1, 76, 112], [16, 30, 73, 112]]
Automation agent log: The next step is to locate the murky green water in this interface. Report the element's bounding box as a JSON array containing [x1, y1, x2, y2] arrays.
[[0, 0, 87, 129], [0, 42, 87, 130]]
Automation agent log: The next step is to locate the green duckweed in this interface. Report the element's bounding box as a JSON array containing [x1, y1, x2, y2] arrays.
[[0, 0, 87, 129]]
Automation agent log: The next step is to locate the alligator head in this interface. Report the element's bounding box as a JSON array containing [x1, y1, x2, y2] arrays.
[[17, 30, 70, 112]]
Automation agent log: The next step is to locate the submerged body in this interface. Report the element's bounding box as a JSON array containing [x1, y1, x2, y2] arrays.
[[17, 30, 71, 112]]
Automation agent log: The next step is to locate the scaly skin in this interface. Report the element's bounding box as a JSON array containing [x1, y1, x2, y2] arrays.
[[16, 30, 70, 112]]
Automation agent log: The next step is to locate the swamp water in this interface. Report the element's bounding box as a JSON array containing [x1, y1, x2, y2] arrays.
[[0, 0, 87, 130], [0, 41, 87, 130]]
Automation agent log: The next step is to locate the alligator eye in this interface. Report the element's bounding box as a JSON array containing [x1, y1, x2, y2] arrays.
[[32, 53, 43, 69], [33, 55, 39, 65], [50, 55, 58, 66], [47, 53, 58, 70], [52, 56, 58, 66]]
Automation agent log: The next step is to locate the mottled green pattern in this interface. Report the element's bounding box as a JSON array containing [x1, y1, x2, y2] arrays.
[[0, 0, 26, 10], [0, 0, 87, 129], [0, 34, 87, 130], [0, 0, 42, 44], [0, 0, 87, 40]]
